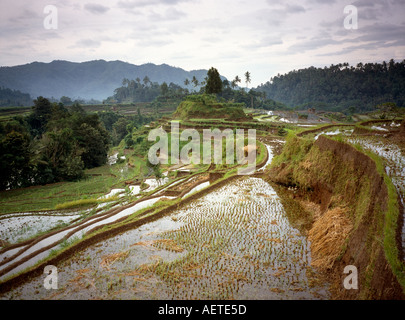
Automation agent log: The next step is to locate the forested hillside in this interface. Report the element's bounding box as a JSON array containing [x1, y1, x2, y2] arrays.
[[0, 87, 32, 107], [256, 59, 405, 112]]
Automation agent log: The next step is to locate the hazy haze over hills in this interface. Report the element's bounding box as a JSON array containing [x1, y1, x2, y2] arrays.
[[0, 60, 214, 100]]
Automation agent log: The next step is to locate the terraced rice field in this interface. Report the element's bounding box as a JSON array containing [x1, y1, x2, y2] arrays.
[[347, 136, 405, 257], [2, 177, 329, 300], [0, 212, 82, 245]]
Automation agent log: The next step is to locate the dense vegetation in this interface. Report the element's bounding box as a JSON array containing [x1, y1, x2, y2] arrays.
[[0, 87, 32, 107], [256, 59, 405, 113], [205, 67, 223, 94], [105, 72, 288, 111], [104, 78, 186, 104], [0, 97, 112, 190], [174, 94, 247, 120]]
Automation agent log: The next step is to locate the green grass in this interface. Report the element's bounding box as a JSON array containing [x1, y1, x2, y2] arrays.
[[174, 95, 248, 121], [352, 143, 405, 292], [270, 132, 313, 169], [0, 158, 143, 214], [54, 195, 119, 210]]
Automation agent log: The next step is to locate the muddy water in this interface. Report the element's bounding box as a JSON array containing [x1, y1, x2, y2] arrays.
[[2, 177, 329, 300]]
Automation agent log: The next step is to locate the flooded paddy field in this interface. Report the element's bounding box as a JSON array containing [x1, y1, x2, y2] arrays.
[[0, 212, 82, 245], [2, 177, 330, 300]]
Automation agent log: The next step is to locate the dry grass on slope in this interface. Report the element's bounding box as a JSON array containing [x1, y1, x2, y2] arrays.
[[308, 207, 353, 271]]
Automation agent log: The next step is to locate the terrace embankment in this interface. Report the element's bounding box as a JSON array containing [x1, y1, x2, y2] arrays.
[[267, 134, 405, 299]]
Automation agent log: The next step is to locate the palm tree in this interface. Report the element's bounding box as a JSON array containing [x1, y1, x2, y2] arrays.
[[231, 80, 237, 89], [122, 78, 130, 87], [143, 76, 150, 87], [232, 75, 242, 90], [244, 71, 251, 89], [191, 76, 199, 92]]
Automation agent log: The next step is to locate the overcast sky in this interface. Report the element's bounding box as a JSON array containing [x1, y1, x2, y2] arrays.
[[0, 0, 404, 86]]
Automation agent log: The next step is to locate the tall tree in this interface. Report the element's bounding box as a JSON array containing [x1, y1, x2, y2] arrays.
[[60, 96, 73, 106], [122, 78, 130, 87], [205, 67, 223, 94], [0, 121, 32, 190], [184, 78, 190, 90], [40, 128, 84, 182], [191, 76, 199, 92], [143, 76, 150, 87], [245, 71, 251, 89], [27, 96, 53, 137], [160, 82, 169, 99]]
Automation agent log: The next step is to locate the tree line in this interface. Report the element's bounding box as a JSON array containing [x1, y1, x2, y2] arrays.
[[256, 59, 405, 113], [0, 87, 33, 107], [104, 77, 186, 104], [0, 95, 162, 190], [0, 97, 111, 190], [204, 67, 287, 110], [104, 69, 288, 111]]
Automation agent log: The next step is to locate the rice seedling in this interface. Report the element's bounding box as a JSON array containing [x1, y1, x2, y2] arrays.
[[100, 251, 129, 270]]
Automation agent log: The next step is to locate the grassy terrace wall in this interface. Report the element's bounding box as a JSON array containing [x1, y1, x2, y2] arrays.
[[173, 95, 248, 121], [268, 133, 405, 299]]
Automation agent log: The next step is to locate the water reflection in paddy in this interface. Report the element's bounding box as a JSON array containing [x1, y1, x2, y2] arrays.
[[4, 177, 329, 300]]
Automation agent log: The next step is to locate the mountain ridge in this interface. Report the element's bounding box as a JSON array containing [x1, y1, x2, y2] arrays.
[[0, 60, 215, 101]]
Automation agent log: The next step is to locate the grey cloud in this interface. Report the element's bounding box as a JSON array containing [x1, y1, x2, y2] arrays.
[[347, 23, 405, 43], [319, 17, 342, 29], [360, 8, 380, 20], [351, 0, 376, 7], [352, 0, 390, 8], [136, 37, 172, 47], [287, 32, 338, 53], [117, 0, 190, 9], [265, 0, 284, 6], [308, 0, 336, 4], [317, 37, 405, 56], [146, 8, 186, 22], [245, 36, 283, 49], [74, 39, 101, 48], [316, 21, 405, 56], [285, 4, 306, 13], [13, 8, 41, 22], [265, 2, 306, 13], [164, 7, 186, 20], [256, 2, 307, 27], [84, 3, 110, 15]]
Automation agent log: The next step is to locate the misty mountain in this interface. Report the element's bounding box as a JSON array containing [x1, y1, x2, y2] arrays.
[[0, 60, 215, 101]]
